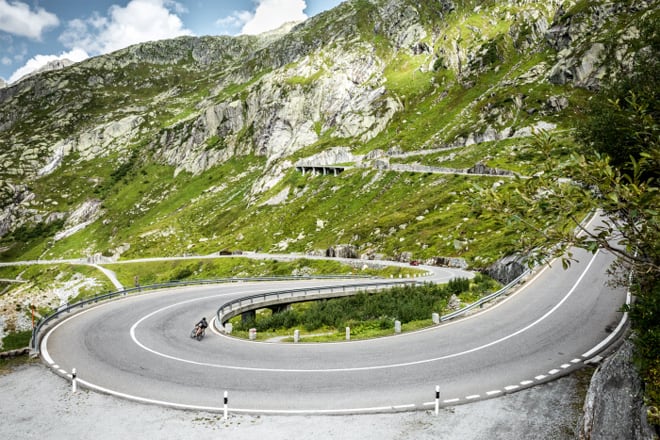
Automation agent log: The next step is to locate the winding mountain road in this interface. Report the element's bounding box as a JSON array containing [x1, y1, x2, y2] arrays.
[[38, 223, 627, 414]]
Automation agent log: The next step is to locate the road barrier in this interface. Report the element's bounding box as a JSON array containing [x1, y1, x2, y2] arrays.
[[31, 268, 531, 352], [29, 274, 376, 353], [440, 269, 531, 322], [215, 280, 418, 330]]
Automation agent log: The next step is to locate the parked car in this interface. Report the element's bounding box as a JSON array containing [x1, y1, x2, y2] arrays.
[[409, 260, 420, 266]]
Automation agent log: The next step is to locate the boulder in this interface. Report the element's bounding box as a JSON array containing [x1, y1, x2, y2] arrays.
[[484, 254, 527, 284], [579, 340, 656, 439]]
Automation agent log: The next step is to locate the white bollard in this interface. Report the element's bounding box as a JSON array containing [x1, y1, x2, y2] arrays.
[[71, 368, 77, 393], [223, 390, 228, 420], [294, 329, 300, 343], [345, 327, 350, 341], [394, 320, 401, 333], [432, 312, 440, 324], [225, 323, 233, 334], [435, 385, 440, 416], [249, 328, 257, 340]]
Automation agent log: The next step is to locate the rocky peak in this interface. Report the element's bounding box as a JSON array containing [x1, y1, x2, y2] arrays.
[[14, 58, 76, 84]]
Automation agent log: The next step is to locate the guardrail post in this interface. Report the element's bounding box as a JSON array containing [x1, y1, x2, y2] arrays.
[[223, 390, 228, 420], [345, 327, 350, 341], [225, 323, 233, 334], [432, 313, 440, 324], [435, 385, 440, 416], [71, 368, 77, 393], [294, 329, 300, 343], [249, 328, 257, 340]]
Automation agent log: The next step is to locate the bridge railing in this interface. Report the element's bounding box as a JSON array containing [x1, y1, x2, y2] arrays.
[[29, 274, 376, 353], [215, 280, 419, 329]]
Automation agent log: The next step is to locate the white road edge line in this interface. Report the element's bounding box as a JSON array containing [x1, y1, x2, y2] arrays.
[[581, 288, 631, 358], [126, 251, 603, 373], [72, 378, 420, 415]]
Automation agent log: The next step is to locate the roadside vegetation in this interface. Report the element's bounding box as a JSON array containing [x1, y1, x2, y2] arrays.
[[228, 274, 499, 341], [482, 18, 659, 425]]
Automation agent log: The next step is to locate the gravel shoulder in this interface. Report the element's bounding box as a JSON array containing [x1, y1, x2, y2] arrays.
[[2, 360, 589, 440]]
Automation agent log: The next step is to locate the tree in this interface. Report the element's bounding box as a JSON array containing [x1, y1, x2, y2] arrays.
[[480, 108, 659, 425]]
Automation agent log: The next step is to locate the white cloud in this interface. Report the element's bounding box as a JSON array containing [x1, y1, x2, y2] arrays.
[[0, 0, 59, 40], [59, 0, 192, 55], [215, 10, 254, 34], [1, 56, 10, 65], [240, 0, 308, 35], [8, 48, 89, 83]]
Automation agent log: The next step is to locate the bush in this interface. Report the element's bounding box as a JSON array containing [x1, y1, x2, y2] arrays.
[[447, 277, 470, 295]]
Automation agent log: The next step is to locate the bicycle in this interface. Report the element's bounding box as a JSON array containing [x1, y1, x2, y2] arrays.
[[190, 325, 205, 341]]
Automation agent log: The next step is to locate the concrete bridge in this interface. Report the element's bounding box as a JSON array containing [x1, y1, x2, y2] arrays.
[[295, 165, 348, 176]]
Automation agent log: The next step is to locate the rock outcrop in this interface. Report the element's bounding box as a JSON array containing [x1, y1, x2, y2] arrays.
[[484, 254, 528, 284], [579, 340, 657, 440]]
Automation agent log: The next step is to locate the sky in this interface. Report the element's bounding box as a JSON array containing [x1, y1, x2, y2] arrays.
[[0, 0, 344, 84]]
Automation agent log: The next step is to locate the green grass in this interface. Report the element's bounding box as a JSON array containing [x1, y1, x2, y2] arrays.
[[104, 257, 419, 287], [1, 330, 32, 351]]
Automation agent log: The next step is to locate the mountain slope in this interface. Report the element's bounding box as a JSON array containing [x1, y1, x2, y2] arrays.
[[0, 0, 656, 269]]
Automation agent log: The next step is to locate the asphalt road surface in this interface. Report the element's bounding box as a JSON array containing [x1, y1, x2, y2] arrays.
[[39, 238, 626, 415]]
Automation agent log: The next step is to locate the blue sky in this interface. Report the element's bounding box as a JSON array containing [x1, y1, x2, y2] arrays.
[[0, 0, 344, 83]]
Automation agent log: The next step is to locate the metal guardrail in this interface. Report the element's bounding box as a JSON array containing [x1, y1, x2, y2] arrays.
[[29, 274, 376, 353], [440, 269, 532, 321], [215, 270, 532, 331], [31, 268, 532, 351], [215, 280, 419, 327]]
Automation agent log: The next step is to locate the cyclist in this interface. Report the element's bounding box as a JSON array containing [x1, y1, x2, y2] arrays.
[[195, 317, 208, 337]]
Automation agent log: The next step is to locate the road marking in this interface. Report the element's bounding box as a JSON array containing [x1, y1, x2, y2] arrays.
[[520, 380, 533, 386], [486, 390, 501, 396], [128, 251, 603, 373], [443, 398, 460, 404], [504, 385, 519, 391], [535, 375, 546, 381], [581, 288, 631, 358], [39, 243, 620, 413], [392, 404, 416, 410], [548, 369, 560, 375], [66, 378, 424, 415], [561, 364, 571, 369]]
